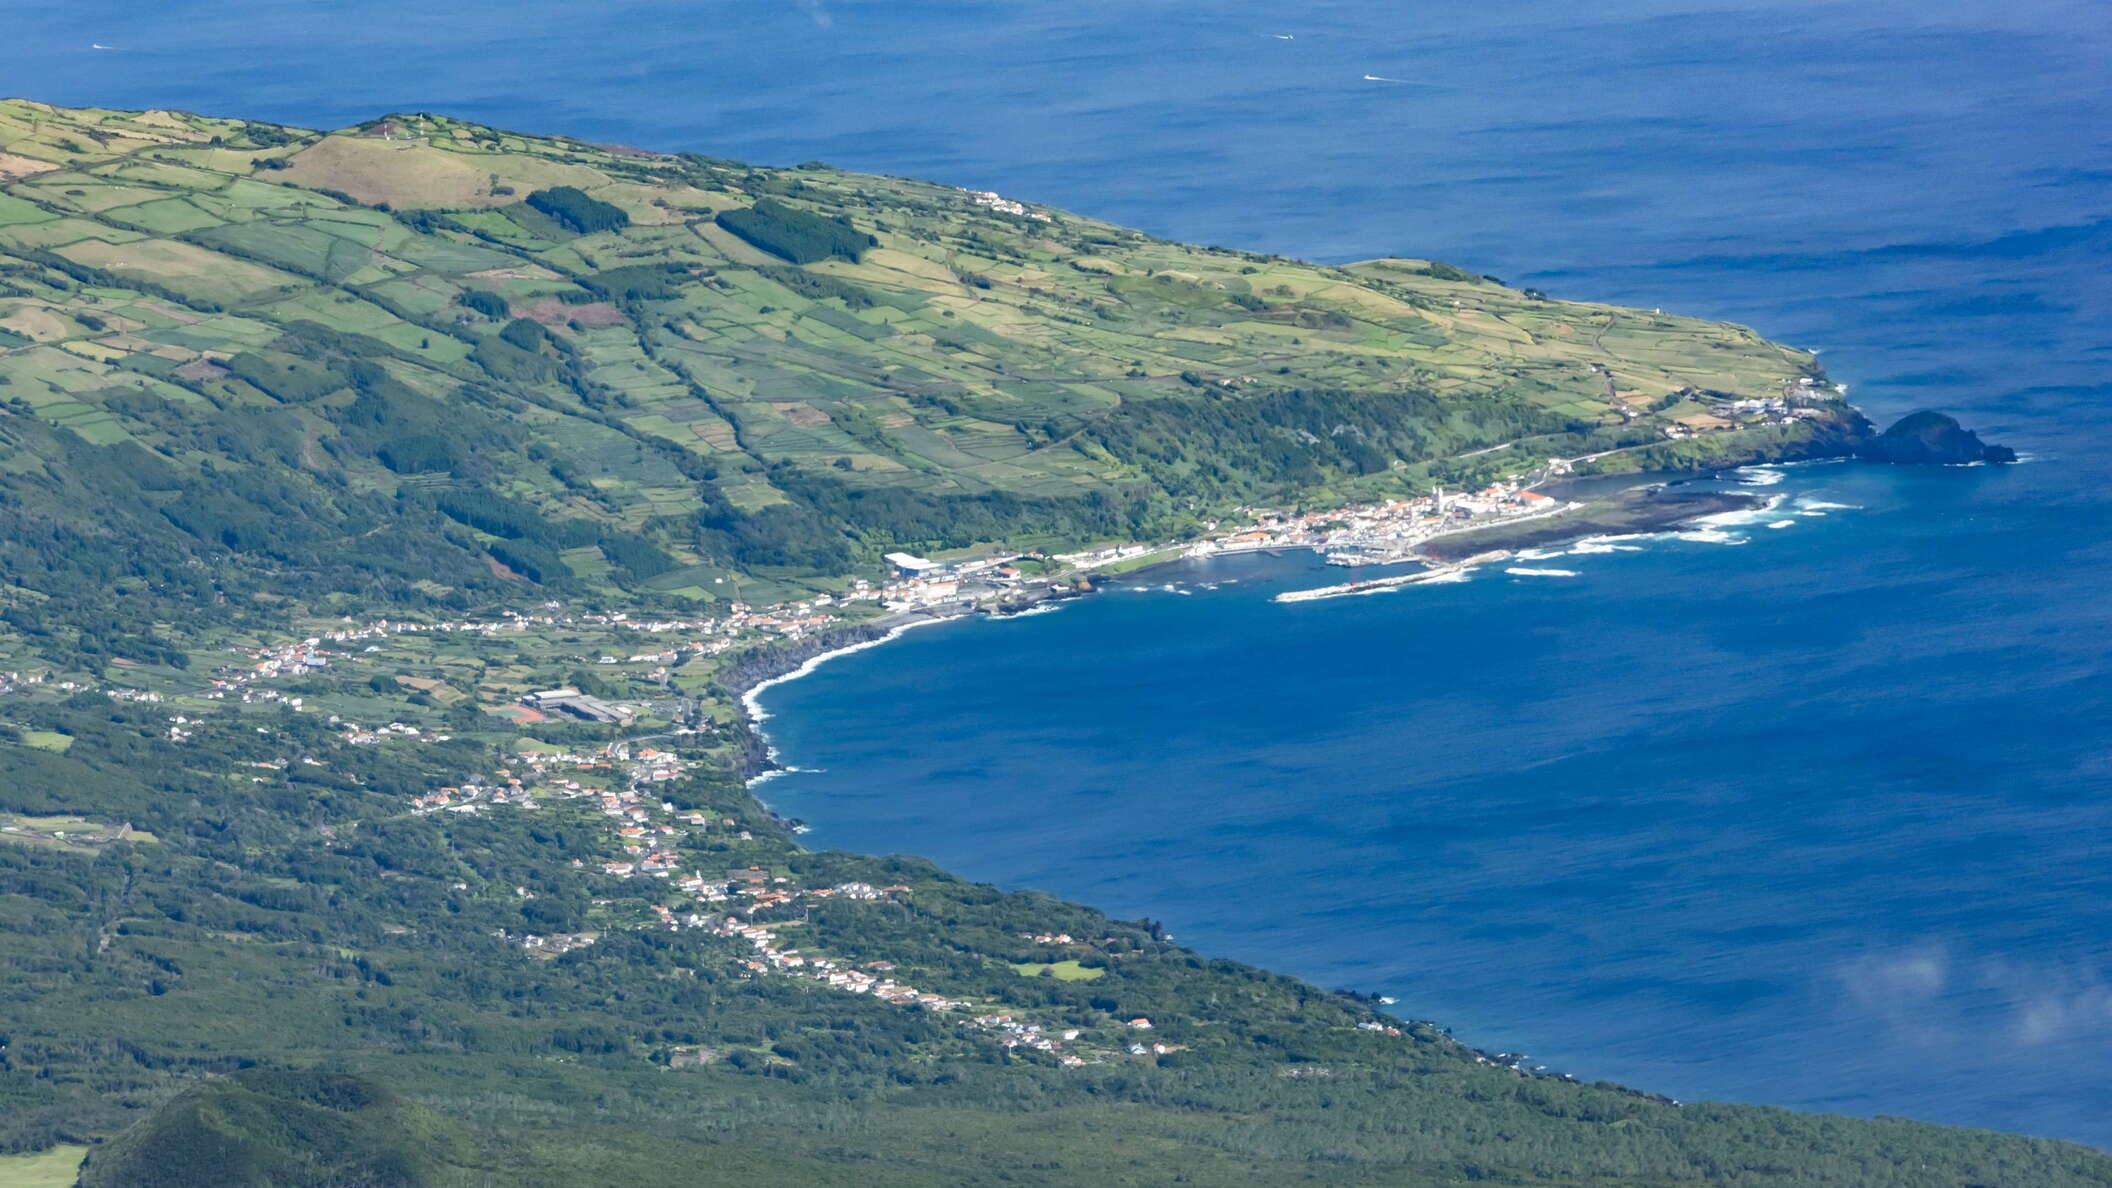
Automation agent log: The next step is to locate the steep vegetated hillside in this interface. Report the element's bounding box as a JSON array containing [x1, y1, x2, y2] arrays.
[[0, 102, 1851, 669]]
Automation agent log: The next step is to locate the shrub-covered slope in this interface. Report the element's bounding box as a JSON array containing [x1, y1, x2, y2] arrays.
[[73, 1070, 475, 1188]]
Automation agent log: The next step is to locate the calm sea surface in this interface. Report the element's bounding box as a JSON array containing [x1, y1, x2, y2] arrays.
[[16, 0, 2110, 1146]]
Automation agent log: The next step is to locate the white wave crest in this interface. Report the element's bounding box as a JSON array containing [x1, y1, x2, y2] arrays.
[[1506, 567, 1580, 577], [1688, 494, 1787, 529], [1676, 528, 1749, 545], [748, 764, 821, 787], [1568, 534, 1651, 554], [995, 601, 1064, 620]]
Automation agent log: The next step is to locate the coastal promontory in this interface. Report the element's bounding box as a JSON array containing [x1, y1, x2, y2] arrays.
[[1859, 410, 2018, 464]]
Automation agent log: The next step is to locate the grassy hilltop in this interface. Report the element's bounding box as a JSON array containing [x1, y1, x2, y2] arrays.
[[1, 104, 2086, 1188], [0, 101, 1857, 665]]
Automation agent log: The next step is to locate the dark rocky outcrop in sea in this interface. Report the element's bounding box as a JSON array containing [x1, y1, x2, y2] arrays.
[[1858, 410, 2017, 464]]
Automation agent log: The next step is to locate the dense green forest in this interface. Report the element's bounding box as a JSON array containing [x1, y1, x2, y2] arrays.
[[716, 197, 876, 263], [524, 186, 631, 235]]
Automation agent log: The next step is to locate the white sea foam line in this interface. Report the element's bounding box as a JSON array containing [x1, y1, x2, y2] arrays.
[[1767, 520, 1796, 529], [1732, 466, 1786, 486], [748, 765, 820, 787], [1505, 567, 1580, 577], [1795, 499, 1857, 511], [1567, 534, 1652, 554], [1675, 528, 1749, 545], [741, 616, 956, 731], [1572, 532, 1653, 545]]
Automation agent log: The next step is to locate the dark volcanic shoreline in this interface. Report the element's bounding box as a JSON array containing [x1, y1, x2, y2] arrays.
[[719, 614, 953, 783], [721, 587, 1090, 782]]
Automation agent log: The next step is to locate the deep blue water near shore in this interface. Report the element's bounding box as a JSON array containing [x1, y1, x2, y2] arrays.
[[755, 464, 2112, 1141], [18, 0, 2110, 1145]]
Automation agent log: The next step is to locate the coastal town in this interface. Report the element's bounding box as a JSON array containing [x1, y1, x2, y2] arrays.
[[2, 474, 1589, 774], [21, 616, 1274, 1069], [1189, 482, 1566, 567], [406, 734, 1159, 1066], [169, 473, 1575, 721], [0, 479, 1567, 1076], [0, 473, 1593, 1075]]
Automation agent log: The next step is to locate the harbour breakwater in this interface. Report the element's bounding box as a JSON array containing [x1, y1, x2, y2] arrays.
[[1275, 551, 1515, 602]]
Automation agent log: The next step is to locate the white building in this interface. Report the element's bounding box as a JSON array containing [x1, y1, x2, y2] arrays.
[[884, 552, 942, 577]]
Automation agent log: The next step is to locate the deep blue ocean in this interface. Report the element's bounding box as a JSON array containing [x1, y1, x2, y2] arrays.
[[16, 0, 2109, 1147]]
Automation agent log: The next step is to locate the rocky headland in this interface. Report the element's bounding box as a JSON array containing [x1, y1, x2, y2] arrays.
[[1859, 410, 2018, 464]]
